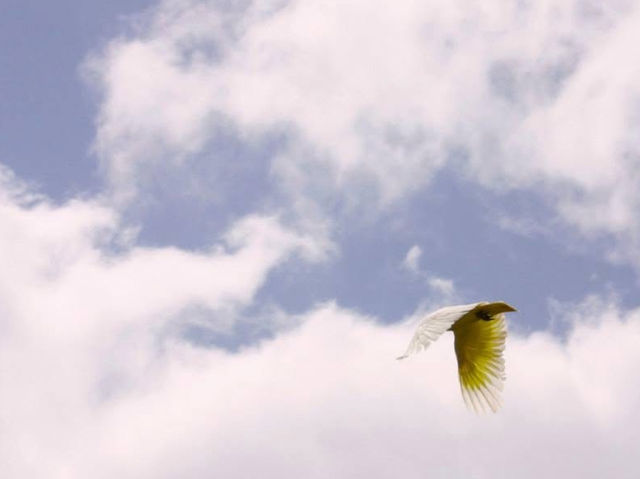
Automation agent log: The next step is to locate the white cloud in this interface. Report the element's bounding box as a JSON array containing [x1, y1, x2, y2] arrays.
[[2, 255, 640, 478], [402, 244, 455, 298], [427, 276, 455, 297], [0, 166, 330, 477], [86, 0, 640, 266], [0, 170, 638, 477], [402, 244, 422, 272]]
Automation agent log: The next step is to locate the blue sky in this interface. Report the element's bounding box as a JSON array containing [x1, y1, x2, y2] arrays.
[[2, 1, 640, 477], [1, 0, 157, 198]]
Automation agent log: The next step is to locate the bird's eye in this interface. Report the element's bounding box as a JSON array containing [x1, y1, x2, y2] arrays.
[[476, 310, 492, 321]]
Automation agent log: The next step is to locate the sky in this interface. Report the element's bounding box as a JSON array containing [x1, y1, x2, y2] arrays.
[[1, 0, 640, 477]]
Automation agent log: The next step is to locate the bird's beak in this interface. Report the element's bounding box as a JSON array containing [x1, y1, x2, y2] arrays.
[[480, 302, 517, 315]]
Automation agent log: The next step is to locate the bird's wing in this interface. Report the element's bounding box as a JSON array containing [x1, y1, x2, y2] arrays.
[[452, 312, 507, 413], [397, 303, 480, 360]]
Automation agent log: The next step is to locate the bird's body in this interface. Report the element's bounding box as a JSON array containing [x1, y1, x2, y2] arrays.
[[398, 301, 517, 413]]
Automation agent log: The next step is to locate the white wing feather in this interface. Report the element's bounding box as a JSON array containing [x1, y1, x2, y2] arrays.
[[397, 303, 480, 360]]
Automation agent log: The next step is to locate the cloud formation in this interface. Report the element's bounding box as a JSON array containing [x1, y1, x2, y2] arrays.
[[403, 244, 422, 273], [4, 1, 640, 477], [88, 0, 640, 265], [0, 169, 638, 478], [1, 206, 639, 478], [0, 168, 328, 477]]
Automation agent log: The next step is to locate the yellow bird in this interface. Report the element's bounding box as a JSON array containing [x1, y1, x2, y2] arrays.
[[398, 301, 517, 413]]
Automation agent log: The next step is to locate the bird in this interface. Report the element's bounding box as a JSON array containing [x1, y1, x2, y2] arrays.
[[397, 301, 517, 413]]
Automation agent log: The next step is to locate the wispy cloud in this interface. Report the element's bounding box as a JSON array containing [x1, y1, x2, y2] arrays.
[[402, 244, 422, 273], [402, 244, 455, 299], [87, 0, 640, 268]]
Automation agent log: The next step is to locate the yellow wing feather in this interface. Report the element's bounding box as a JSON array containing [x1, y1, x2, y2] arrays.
[[452, 311, 507, 413]]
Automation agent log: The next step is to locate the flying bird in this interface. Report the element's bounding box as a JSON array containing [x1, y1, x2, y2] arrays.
[[398, 301, 517, 413]]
